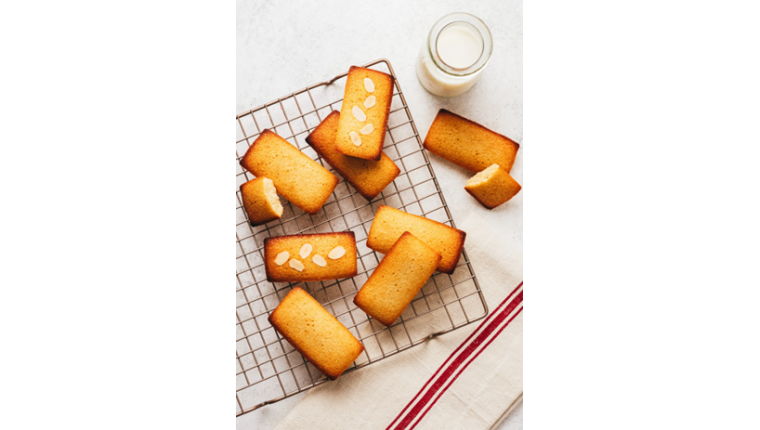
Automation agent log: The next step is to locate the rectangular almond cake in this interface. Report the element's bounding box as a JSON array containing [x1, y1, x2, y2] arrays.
[[354, 232, 442, 326], [366, 205, 466, 274], [239, 129, 338, 215], [423, 109, 520, 173], [264, 232, 357, 282], [268, 287, 364, 380], [306, 110, 400, 201], [334, 66, 394, 161]]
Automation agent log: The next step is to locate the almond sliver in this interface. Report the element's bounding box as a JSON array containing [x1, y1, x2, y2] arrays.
[[360, 124, 374, 135], [289, 259, 305, 272], [299, 243, 313, 259], [364, 78, 375, 93], [352, 106, 366, 122], [328, 246, 346, 260], [312, 254, 327, 267], [275, 252, 289, 266]]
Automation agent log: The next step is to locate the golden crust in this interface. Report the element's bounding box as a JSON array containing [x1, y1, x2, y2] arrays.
[[366, 205, 466, 274], [240, 129, 338, 215], [239, 177, 282, 226], [264, 232, 357, 282], [354, 232, 441, 326], [423, 109, 520, 173], [335, 66, 394, 161], [465, 164, 522, 209], [268, 287, 364, 380], [306, 111, 400, 201]]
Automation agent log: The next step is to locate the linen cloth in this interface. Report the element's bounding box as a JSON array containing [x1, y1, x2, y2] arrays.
[[272, 210, 523, 430]]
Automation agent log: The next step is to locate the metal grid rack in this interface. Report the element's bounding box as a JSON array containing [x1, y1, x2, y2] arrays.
[[235, 59, 488, 416]]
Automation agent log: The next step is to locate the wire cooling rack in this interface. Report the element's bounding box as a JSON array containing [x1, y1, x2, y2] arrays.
[[235, 59, 488, 416]]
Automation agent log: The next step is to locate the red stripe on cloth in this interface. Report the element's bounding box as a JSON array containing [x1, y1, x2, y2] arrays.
[[410, 307, 523, 429], [386, 282, 523, 430], [398, 292, 523, 430], [388, 285, 524, 430]]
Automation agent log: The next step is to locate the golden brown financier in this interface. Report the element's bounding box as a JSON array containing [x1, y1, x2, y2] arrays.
[[366, 205, 465, 274], [239, 129, 338, 215], [264, 232, 357, 282], [306, 110, 400, 201], [464, 164, 522, 209], [268, 287, 364, 379], [335, 66, 394, 161], [354, 232, 442, 326], [239, 177, 283, 225], [423, 109, 520, 173]]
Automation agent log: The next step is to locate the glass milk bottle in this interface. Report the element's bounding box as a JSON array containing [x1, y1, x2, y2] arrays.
[[416, 12, 493, 98]]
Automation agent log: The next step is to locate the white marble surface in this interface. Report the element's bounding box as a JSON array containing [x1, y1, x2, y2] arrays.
[[237, 1, 522, 428]]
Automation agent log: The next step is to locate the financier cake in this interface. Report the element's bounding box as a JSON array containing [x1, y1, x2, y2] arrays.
[[335, 66, 394, 161], [239, 129, 338, 215], [239, 177, 283, 225], [423, 109, 520, 173], [264, 232, 357, 282], [465, 164, 522, 209], [306, 111, 400, 201], [354, 232, 442, 326], [268, 287, 364, 380], [366, 205, 466, 274]]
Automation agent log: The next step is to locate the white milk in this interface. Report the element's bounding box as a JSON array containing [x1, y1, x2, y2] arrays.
[[436, 23, 483, 69]]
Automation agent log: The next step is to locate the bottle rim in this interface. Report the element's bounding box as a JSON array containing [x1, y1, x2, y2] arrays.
[[427, 12, 493, 77]]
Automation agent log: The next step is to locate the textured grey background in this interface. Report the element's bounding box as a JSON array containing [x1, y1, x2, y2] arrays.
[[237, 1, 522, 428]]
